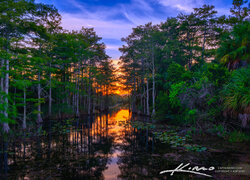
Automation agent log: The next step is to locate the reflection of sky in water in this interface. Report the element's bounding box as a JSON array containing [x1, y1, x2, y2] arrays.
[[69, 109, 131, 145], [103, 150, 121, 180], [109, 109, 131, 139], [69, 108, 131, 179], [103, 109, 131, 179], [3, 108, 247, 179]]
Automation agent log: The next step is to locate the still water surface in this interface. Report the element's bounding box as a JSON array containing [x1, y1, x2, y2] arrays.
[[1, 108, 249, 179]]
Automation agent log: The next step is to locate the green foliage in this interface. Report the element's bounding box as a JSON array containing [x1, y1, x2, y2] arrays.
[[230, 0, 250, 22], [228, 130, 250, 142], [200, 63, 230, 87], [130, 121, 156, 130], [184, 109, 198, 124], [153, 130, 207, 152], [157, 62, 229, 124], [211, 124, 228, 138], [153, 131, 188, 147], [184, 144, 207, 152], [166, 63, 185, 83], [188, 109, 197, 115], [0, 92, 17, 124], [222, 66, 250, 112], [126, 120, 206, 152], [217, 21, 250, 69], [169, 81, 186, 108], [0, 0, 115, 133], [156, 92, 172, 120], [119, 1, 250, 134]]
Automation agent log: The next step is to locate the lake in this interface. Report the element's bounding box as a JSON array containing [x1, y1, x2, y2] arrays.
[[1, 108, 249, 179]]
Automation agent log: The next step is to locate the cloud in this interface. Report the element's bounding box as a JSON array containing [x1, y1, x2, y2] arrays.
[[58, 0, 166, 60], [60, 0, 161, 39], [61, 13, 134, 40], [157, 0, 204, 12], [36, 0, 233, 60], [157, 0, 232, 15], [106, 45, 121, 50]]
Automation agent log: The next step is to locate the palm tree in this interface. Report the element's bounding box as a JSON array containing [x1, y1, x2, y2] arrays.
[[222, 66, 250, 127], [217, 22, 249, 70]]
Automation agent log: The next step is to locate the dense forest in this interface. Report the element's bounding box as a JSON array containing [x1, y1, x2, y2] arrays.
[[0, 0, 249, 144], [119, 0, 249, 140], [0, 0, 249, 142], [0, 0, 119, 134], [0, 0, 250, 179]]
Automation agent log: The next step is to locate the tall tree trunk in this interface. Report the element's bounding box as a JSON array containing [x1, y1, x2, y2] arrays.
[[37, 72, 43, 124], [72, 91, 75, 112], [202, 27, 207, 62], [48, 63, 52, 117], [3, 37, 10, 133], [76, 64, 80, 117], [140, 93, 143, 114], [146, 78, 150, 116], [132, 75, 136, 113], [105, 85, 109, 111], [187, 32, 191, 70], [23, 86, 26, 129], [142, 57, 146, 115], [88, 74, 92, 115], [92, 89, 95, 114], [152, 50, 155, 117], [143, 85, 146, 114], [76, 89, 79, 117], [1, 59, 4, 126]]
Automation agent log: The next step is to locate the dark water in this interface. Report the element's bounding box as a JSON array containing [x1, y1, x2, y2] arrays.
[[0, 109, 249, 179]]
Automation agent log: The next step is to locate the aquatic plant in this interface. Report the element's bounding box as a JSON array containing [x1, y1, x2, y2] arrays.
[[228, 130, 250, 143]]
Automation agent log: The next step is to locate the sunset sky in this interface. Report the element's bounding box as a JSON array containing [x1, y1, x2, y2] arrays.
[[36, 0, 233, 60]]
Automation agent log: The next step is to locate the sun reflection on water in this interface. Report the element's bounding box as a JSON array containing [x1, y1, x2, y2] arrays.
[[103, 109, 132, 179]]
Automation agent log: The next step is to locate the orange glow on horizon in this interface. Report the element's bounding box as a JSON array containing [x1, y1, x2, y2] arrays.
[[110, 59, 130, 95], [112, 82, 130, 95]]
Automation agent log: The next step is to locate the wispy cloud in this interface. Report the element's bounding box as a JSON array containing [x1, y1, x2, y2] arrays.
[[36, 0, 233, 60], [58, 0, 163, 60], [106, 45, 121, 51], [156, 0, 232, 14], [156, 0, 205, 12], [61, 13, 134, 40]]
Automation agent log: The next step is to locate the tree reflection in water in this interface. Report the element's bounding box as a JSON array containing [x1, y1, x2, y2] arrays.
[[1, 108, 246, 180], [1, 109, 143, 179], [1, 112, 115, 179]]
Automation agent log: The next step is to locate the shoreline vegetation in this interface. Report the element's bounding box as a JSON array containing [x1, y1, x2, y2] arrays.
[[0, 0, 249, 179], [0, 0, 120, 135], [119, 1, 250, 143]]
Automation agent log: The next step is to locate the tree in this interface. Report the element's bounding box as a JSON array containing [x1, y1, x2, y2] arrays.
[[1, 0, 114, 134], [230, 0, 250, 22], [217, 21, 249, 70], [222, 66, 250, 127], [0, 0, 60, 132], [194, 5, 218, 63]]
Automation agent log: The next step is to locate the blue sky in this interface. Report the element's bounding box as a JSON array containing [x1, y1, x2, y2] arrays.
[[36, 0, 233, 60]]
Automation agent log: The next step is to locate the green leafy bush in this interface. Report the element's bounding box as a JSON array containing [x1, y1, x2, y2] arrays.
[[200, 63, 230, 87], [222, 66, 250, 113], [228, 131, 250, 143], [211, 124, 228, 138], [169, 81, 186, 108], [166, 62, 185, 83], [217, 22, 250, 70]]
